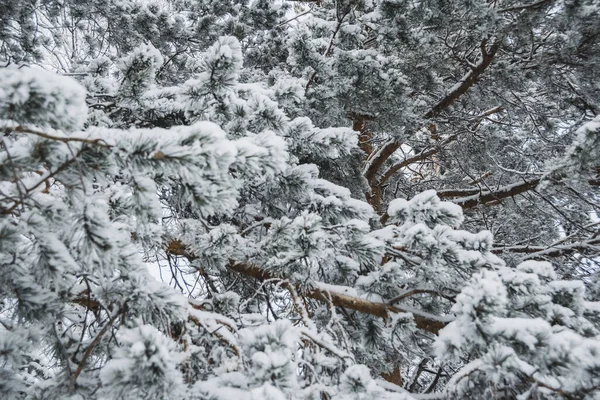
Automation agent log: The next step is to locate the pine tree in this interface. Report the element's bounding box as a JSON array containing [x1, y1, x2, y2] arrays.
[[1, 1, 599, 399]]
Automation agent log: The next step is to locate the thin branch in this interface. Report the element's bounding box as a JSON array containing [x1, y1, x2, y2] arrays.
[[70, 307, 124, 391], [498, 0, 554, 13], [277, 6, 314, 27], [492, 238, 600, 259], [305, 9, 348, 92], [1, 149, 85, 216], [8, 125, 112, 148], [379, 134, 459, 187]]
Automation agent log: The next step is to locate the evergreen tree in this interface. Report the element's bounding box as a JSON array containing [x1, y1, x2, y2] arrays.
[[0, 0, 599, 399]]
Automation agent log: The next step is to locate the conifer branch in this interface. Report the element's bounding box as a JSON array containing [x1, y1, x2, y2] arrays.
[[8, 125, 112, 148], [378, 134, 459, 187], [491, 238, 600, 259], [165, 240, 450, 335], [446, 176, 600, 209], [187, 312, 242, 357], [364, 39, 501, 186], [69, 307, 125, 391], [1, 149, 85, 215], [382, 172, 598, 223], [498, 0, 554, 13], [449, 177, 541, 209], [305, 8, 348, 92]]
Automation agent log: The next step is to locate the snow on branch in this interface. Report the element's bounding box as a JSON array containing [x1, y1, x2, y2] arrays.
[[364, 39, 501, 186], [166, 240, 450, 335]]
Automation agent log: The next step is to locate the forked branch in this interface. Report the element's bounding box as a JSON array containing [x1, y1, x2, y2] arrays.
[[364, 39, 501, 185]]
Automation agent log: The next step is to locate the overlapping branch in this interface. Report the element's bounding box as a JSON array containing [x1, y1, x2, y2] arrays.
[[166, 240, 450, 334], [439, 173, 600, 210], [448, 178, 542, 209], [363, 39, 501, 186], [6, 125, 112, 148], [492, 238, 600, 259], [378, 134, 458, 188]]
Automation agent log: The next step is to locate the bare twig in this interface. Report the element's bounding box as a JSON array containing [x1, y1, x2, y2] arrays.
[[70, 307, 125, 391], [8, 125, 112, 148]]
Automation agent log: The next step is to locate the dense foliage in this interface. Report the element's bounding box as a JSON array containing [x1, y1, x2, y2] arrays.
[[1, 0, 599, 399]]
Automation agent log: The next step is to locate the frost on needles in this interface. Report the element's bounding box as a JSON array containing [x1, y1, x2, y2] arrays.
[[1, 1, 600, 399]]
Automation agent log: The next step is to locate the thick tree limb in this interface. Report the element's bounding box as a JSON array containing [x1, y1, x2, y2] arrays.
[[423, 39, 500, 120], [383, 170, 598, 222], [444, 175, 599, 209], [363, 138, 402, 185], [437, 187, 482, 198], [381, 179, 543, 223], [387, 289, 455, 304], [449, 178, 541, 209], [166, 240, 449, 334], [350, 112, 376, 156], [226, 260, 448, 334], [364, 39, 501, 185]]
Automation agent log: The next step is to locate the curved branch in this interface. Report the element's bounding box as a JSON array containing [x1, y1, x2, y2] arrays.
[[447, 174, 600, 209], [226, 260, 449, 334]]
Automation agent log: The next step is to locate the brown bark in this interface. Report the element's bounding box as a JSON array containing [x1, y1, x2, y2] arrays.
[[423, 39, 500, 120], [451, 178, 541, 209], [226, 260, 446, 334], [364, 139, 402, 184], [363, 39, 501, 194], [350, 113, 375, 156], [381, 366, 403, 387], [166, 240, 448, 335], [366, 184, 383, 215], [383, 173, 599, 223]]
